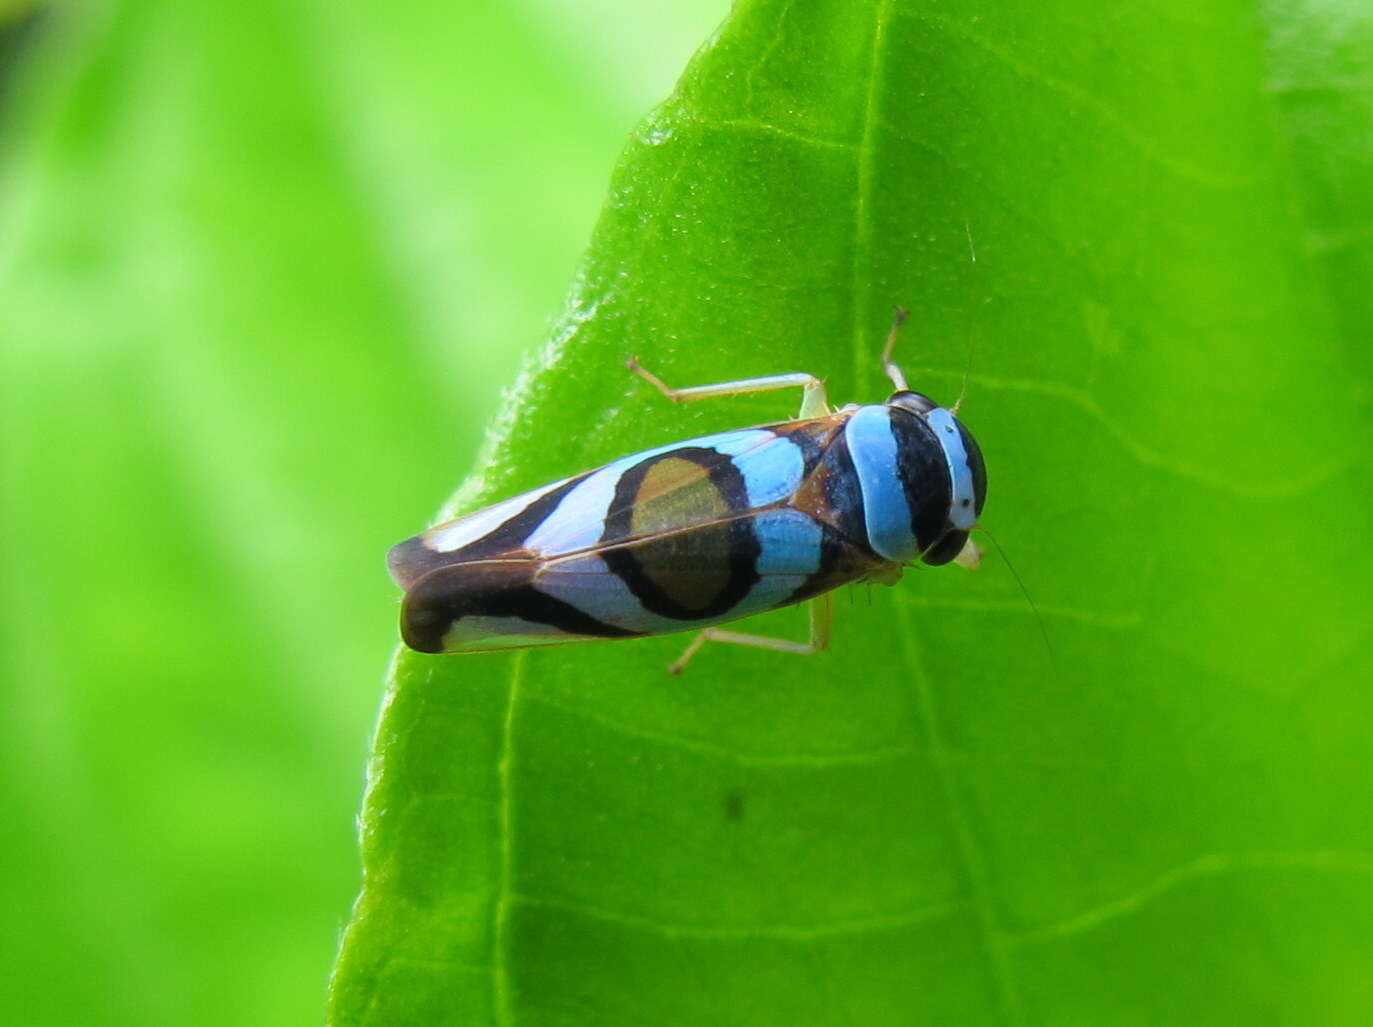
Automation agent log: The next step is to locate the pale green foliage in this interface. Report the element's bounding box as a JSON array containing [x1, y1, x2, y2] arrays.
[[0, 3, 720, 1025]]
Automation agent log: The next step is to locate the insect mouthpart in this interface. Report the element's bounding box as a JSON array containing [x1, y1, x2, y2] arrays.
[[921, 529, 972, 566]]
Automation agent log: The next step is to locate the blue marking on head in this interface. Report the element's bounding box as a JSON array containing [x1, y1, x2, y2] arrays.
[[845, 405, 919, 562], [924, 407, 977, 531]]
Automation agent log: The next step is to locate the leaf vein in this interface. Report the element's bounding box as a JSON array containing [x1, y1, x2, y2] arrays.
[[712, 117, 857, 153], [893, 596, 1031, 1027], [958, 371, 1359, 499], [849, 0, 897, 394], [492, 651, 528, 1026], [530, 692, 922, 768], [512, 891, 969, 943], [900, 594, 1145, 630], [1005, 850, 1373, 946], [909, 11, 1261, 189]]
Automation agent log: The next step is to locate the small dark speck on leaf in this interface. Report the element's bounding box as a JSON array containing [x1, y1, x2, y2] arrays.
[[723, 789, 745, 821]]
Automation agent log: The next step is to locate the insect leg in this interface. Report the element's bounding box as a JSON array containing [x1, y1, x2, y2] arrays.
[[879, 307, 911, 392], [627, 357, 830, 419], [666, 593, 834, 674]]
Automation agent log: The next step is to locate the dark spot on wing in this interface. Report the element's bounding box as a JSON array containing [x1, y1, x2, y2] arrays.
[[602, 447, 761, 620]]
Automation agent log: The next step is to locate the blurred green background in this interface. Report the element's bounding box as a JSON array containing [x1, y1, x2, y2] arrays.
[[6, 0, 1373, 1024], [0, 2, 725, 1024]]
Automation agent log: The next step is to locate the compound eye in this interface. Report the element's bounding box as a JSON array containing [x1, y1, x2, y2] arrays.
[[887, 390, 939, 416], [957, 421, 987, 517]]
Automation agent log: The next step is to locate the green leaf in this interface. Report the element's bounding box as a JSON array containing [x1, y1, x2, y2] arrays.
[[332, 0, 1373, 1023]]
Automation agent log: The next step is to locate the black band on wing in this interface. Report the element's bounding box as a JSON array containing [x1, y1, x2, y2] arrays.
[[819, 428, 870, 551], [388, 472, 590, 591], [401, 561, 639, 652], [774, 421, 826, 474], [455, 473, 590, 561], [601, 446, 761, 621], [487, 586, 641, 638], [785, 417, 887, 603], [787, 523, 851, 604]]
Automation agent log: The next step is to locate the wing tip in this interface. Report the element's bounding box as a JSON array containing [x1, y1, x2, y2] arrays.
[[387, 535, 442, 590]]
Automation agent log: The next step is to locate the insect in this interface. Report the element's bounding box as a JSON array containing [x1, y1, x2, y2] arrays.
[[388, 311, 986, 673]]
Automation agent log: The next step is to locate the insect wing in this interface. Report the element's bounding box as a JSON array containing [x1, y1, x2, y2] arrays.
[[388, 473, 584, 590], [391, 423, 828, 590], [531, 506, 877, 638], [522, 426, 811, 556], [391, 416, 881, 654], [398, 558, 639, 654]]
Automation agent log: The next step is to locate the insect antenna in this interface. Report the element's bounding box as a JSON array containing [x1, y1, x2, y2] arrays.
[[973, 526, 1055, 667], [952, 218, 981, 416], [951, 333, 978, 416], [880, 307, 910, 392]]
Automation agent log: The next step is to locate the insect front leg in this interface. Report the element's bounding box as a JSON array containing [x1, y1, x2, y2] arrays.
[[666, 593, 834, 675], [626, 357, 831, 419]]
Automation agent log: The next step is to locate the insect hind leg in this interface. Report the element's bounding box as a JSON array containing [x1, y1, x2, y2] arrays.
[[626, 357, 830, 419], [667, 593, 834, 674]]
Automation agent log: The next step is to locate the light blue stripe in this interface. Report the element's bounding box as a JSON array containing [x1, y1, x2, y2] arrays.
[[524, 429, 784, 554], [925, 408, 977, 530], [712, 432, 805, 506], [524, 437, 689, 554], [753, 509, 823, 577], [534, 553, 707, 634], [534, 509, 824, 633], [422, 476, 569, 553], [846, 405, 917, 562], [735, 508, 824, 621]]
